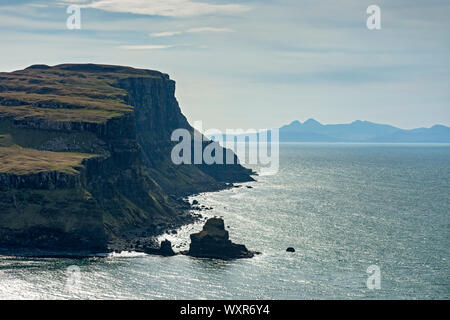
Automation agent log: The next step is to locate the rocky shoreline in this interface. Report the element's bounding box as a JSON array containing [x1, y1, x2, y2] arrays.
[[114, 214, 259, 261], [0, 183, 255, 259], [105, 183, 259, 259]]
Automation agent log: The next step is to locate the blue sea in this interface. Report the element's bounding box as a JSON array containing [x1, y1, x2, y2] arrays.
[[0, 143, 449, 299]]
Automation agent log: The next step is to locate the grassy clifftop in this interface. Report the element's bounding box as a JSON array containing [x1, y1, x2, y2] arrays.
[[0, 146, 96, 175], [0, 64, 168, 123]]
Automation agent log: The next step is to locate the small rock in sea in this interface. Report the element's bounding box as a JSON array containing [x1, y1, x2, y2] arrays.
[[192, 200, 199, 205], [286, 247, 295, 253], [143, 239, 175, 256], [160, 240, 176, 256]]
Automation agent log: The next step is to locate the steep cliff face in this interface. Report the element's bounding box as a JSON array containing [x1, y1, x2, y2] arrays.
[[117, 75, 253, 194], [0, 64, 253, 255]]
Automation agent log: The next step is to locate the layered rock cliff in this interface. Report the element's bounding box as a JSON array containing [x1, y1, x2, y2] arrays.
[[0, 64, 253, 255]]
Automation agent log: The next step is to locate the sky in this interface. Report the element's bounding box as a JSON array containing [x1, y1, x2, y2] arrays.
[[0, 0, 449, 131]]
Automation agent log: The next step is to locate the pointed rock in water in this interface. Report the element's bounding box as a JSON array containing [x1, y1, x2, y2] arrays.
[[143, 239, 175, 256], [160, 239, 175, 256], [187, 218, 255, 260]]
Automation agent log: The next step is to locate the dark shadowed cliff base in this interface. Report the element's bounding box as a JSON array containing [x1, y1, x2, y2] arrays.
[[0, 64, 254, 257]]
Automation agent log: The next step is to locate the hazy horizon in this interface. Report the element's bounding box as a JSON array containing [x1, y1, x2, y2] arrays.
[[280, 118, 449, 130]]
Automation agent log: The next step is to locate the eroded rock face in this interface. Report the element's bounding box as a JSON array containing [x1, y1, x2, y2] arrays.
[[188, 218, 254, 260], [0, 171, 81, 189]]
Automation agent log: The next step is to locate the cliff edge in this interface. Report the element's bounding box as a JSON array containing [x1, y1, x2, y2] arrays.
[[0, 64, 254, 255]]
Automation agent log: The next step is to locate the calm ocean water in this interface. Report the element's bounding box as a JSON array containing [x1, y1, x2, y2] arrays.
[[1, 143, 449, 299]]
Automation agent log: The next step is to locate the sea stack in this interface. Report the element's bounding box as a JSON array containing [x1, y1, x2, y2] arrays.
[[188, 218, 254, 260]]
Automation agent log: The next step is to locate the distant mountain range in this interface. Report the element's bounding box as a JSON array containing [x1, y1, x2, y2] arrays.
[[214, 119, 450, 143], [277, 119, 450, 142]]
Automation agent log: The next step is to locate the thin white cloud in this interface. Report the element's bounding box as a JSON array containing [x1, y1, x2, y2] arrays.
[[119, 44, 175, 50], [151, 27, 234, 37], [29, 3, 49, 8], [151, 31, 184, 37], [187, 27, 233, 33], [77, 0, 250, 17]]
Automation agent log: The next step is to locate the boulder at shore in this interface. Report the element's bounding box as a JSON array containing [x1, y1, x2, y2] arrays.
[[143, 239, 175, 256], [187, 218, 254, 260]]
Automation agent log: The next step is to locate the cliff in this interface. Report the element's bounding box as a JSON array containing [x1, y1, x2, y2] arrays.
[[0, 64, 254, 255]]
